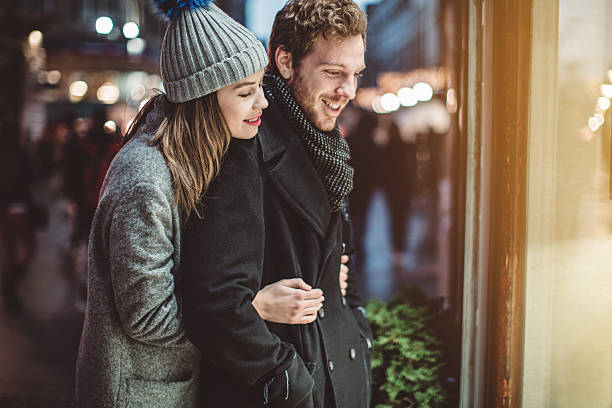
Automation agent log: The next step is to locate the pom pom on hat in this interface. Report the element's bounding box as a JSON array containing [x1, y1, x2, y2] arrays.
[[152, 0, 214, 22]]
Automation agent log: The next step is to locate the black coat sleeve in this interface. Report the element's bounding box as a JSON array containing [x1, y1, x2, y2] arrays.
[[182, 139, 313, 408]]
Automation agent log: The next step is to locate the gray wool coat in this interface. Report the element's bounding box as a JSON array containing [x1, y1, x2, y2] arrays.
[[74, 96, 200, 408]]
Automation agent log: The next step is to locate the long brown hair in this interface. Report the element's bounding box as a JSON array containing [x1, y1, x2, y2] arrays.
[[124, 93, 231, 220]]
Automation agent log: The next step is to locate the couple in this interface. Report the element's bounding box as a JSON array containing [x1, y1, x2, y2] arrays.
[[74, 0, 371, 407]]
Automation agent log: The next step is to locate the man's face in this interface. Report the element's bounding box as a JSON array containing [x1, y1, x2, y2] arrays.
[[287, 34, 365, 132]]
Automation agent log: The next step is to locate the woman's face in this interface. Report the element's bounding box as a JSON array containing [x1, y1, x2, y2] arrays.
[[217, 69, 268, 140]]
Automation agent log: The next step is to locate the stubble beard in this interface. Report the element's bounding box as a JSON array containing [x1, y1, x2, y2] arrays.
[[289, 71, 337, 133]]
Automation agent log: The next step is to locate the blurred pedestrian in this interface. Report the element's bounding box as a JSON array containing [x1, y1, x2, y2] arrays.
[[60, 113, 82, 212], [58, 112, 90, 310], [382, 121, 417, 264], [71, 109, 121, 310], [74, 1, 324, 407], [79, 108, 120, 245], [0, 122, 46, 316], [346, 110, 383, 280], [35, 119, 69, 182]]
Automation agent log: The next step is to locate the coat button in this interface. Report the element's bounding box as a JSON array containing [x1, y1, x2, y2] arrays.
[[366, 338, 372, 350], [328, 360, 334, 371], [349, 348, 356, 360], [341, 297, 347, 307], [318, 308, 325, 319]]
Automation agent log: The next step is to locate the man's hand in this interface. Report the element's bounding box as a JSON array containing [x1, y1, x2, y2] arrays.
[[253, 278, 324, 324], [340, 255, 349, 297]]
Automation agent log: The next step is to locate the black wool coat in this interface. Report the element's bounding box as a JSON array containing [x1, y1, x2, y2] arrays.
[[257, 97, 373, 408], [182, 138, 315, 408]]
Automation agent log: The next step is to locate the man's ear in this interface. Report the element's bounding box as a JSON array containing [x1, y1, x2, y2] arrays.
[[274, 47, 293, 81]]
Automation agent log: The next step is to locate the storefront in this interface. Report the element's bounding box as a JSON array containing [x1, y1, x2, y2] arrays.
[[459, 0, 612, 406]]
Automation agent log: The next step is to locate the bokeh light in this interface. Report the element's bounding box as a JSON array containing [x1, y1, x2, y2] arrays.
[[28, 30, 43, 48], [126, 38, 146, 55], [95, 17, 113, 35], [381, 93, 400, 112], [123, 22, 140, 39], [413, 82, 434, 102], [398, 87, 418, 107], [97, 82, 120, 104], [69, 80, 88, 98]]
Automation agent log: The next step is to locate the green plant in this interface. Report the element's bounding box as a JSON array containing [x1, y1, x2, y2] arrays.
[[365, 286, 458, 408]]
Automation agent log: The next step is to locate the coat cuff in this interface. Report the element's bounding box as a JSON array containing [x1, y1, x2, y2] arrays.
[[352, 306, 373, 348], [262, 352, 314, 408]]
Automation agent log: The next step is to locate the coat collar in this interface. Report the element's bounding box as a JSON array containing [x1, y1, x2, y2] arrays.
[[258, 98, 331, 237]]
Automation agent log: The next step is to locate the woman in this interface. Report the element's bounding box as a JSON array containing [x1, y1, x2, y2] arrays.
[[73, 1, 324, 407]]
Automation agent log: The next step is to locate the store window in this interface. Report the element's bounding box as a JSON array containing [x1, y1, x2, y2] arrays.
[[523, 1, 612, 406]]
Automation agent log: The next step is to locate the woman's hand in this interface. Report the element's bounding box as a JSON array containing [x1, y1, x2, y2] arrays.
[[253, 278, 324, 324], [340, 255, 349, 297]]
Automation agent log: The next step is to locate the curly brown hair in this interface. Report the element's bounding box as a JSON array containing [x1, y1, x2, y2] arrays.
[[267, 0, 367, 75]]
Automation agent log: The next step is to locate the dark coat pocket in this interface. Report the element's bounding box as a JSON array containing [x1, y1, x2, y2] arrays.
[[124, 376, 197, 408]]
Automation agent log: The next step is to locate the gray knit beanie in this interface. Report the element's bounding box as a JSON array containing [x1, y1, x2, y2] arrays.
[[153, 0, 268, 103]]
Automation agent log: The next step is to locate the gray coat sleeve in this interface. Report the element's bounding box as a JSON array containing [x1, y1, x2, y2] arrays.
[[108, 181, 189, 347]]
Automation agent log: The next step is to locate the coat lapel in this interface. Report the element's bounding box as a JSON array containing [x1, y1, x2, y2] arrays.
[[258, 99, 331, 237]]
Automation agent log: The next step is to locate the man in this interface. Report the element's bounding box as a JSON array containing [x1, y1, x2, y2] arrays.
[[257, 1, 373, 407]]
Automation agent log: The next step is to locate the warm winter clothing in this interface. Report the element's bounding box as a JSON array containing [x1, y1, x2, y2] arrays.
[[74, 97, 200, 408], [181, 85, 373, 408], [263, 75, 353, 213], [154, 0, 268, 103], [257, 92, 373, 408], [181, 136, 315, 408]]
